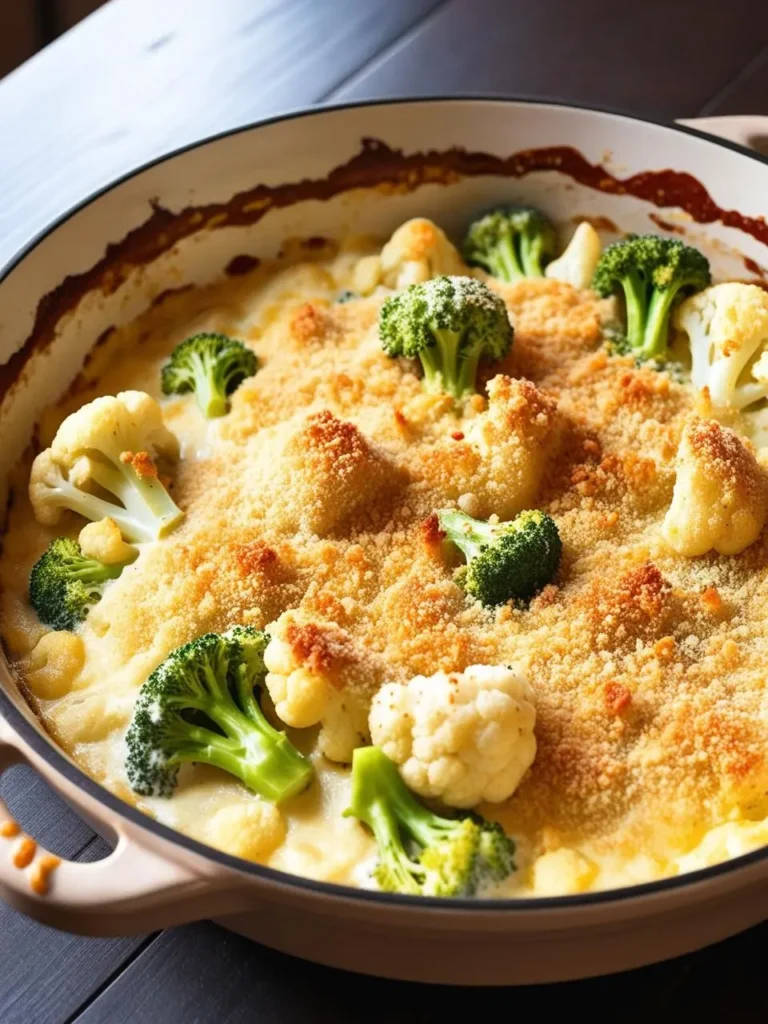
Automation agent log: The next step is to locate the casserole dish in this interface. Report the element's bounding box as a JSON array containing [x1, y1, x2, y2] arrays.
[[1, 98, 768, 985]]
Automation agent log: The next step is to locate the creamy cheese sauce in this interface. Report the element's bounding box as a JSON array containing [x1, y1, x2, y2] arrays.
[[2, 226, 768, 897]]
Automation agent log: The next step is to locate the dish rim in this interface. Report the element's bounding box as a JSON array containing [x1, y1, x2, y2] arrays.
[[2, 93, 768, 914]]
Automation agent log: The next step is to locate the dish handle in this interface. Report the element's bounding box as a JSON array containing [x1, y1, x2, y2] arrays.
[[0, 718, 251, 935], [677, 115, 768, 156]]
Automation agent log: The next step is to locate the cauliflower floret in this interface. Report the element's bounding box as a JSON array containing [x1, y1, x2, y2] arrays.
[[676, 282, 768, 410], [419, 375, 560, 518], [288, 301, 336, 346], [23, 631, 85, 700], [28, 451, 67, 528], [352, 255, 384, 297], [677, 819, 768, 874], [466, 375, 560, 518], [532, 847, 598, 896], [354, 219, 466, 295], [266, 410, 395, 535], [47, 690, 133, 744], [205, 801, 286, 863], [29, 391, 183, 543], [663, 416, 768, 556], [53, 390, 179, 464], [264, 610, 371, 762], [369, 664, 537, 808], [78, 518, 137, 565], [544, 222, 602, 290]]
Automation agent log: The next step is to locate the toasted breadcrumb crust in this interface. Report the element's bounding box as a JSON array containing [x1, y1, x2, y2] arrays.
[[3, 241, 768, 883]]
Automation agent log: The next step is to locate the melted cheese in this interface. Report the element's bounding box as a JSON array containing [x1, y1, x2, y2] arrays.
[[2, 231, 768, 897]]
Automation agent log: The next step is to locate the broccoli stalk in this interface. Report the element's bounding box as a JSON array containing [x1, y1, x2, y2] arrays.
[[161, 333, 258, 418], [462, 206, 557, 281], [345, 746, 515, 897], [29, 536, 135, 632], [379, 275, 513, 399], [592, 234, 711, 361], [125, 626, 312, 803], [437, 508, 562, 606]]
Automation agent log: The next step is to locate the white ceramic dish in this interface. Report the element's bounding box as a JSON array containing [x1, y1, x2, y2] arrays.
[[1, 99, 768, 985]]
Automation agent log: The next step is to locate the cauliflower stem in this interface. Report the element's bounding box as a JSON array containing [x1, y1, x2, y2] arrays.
[[81, 456, 182, 541], [345, 746, 515, 897]]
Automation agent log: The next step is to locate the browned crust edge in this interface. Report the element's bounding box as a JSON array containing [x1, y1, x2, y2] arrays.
[[3, 137, 767, 403]]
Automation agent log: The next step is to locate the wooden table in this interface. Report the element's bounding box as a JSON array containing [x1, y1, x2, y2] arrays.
[[1, 1, 767, 1019]]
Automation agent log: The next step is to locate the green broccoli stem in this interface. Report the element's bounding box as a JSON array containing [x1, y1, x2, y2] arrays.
[[68, 558, 125, 587], [355, 788, 424, 895], [420, 329, 483, 400], [519, 233, 547, 277], [454, 345, 483, 398], [417, 347, 447, 395], [189, 350, 229, 418], [191, 694, 311, 804], [621, 271, 689, 360], [619, 270, 649, 354], [45, 536, 130, 587], [346, 746, 452, 849], [490, 230, 526, 282], [432, 328, 462, 398], [436, 508, 494, 561], [640, 283, 686, 359], [345, 747, 427, 892]]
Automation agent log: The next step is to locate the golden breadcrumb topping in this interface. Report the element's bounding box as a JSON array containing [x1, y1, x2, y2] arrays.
[[3, 233, 768, 893]]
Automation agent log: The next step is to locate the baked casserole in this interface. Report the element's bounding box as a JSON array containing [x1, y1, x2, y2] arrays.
[[3, 209, 768, 898]]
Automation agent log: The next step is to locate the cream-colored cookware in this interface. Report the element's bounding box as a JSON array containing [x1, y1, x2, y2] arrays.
[[1, 101, 767, 985]]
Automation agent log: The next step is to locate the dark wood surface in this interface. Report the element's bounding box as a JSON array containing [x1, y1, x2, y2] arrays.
[[1, 0, 767, 1020]]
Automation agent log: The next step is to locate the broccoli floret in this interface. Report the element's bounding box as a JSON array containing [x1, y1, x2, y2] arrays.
[[437, 508, 561, 606], [592, 234, 710, 361], [463, 205, 557, 281], [125, 626, 313, 803], [345, 746, 515, 897], [379, 275, 512, 399], [29, 536, 134, 632], [161, 333, 258, 418]]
